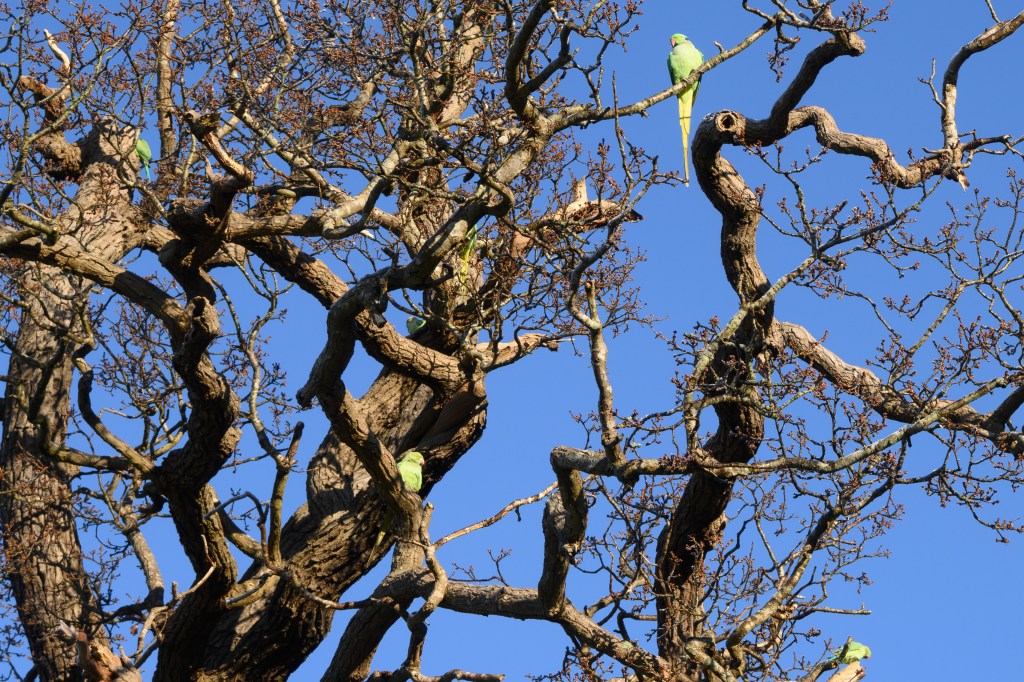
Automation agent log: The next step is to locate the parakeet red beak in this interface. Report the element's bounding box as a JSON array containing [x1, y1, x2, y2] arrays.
[[670, 37, 676, 47]]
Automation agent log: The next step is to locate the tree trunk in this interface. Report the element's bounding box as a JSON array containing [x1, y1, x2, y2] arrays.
[[188, 369, 486, 679], [1, 119, 146, 680], [0, 267, 93, 681]]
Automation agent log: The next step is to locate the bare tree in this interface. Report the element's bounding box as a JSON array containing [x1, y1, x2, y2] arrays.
[[1, 1, 1022, 681]]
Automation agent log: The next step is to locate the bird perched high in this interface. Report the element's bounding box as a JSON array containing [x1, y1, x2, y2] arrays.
[[406, 316, 426, 335], [135, 137, 152, 180], [458, 224, 478, 290], [666, 33, 704, 185], [830, 640, 871, 664], [395, 450, 424, 491], [369, 450, 425, 560]]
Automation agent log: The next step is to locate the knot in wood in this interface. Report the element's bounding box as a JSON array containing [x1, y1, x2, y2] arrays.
[[715, 111, 745, 144]]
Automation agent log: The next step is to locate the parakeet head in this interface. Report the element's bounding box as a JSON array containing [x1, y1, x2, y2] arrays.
[[400, 451, 424, 465], [863, 646, 872, 659], [406, 316, 425, 335], [670, 33, 687, 47]]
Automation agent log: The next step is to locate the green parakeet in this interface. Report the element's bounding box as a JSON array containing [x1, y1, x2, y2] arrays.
[[406, 316, 425, 335], [458, 224, 478, 289], [396, 450, 424, 491], [667, 33, 704, 185], [829, 640, 871, 664], [135, 137, 152, 180], [370, 451, 425, 559]]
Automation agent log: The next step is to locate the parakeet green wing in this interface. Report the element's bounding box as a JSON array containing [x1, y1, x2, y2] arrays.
[[458, 224, 478, 289], [396, 450, 424, 492], [370, 451, 425, 560], [135, 138, 152, 180], [667, 33, 704, 185], [406, 316, 425, 335], [830, 640, 871, 663]]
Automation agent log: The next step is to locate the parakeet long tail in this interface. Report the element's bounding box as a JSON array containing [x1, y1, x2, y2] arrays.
[[368, 508, 394, 565], [678, 97, 691, 185], [458, 224, 478, 291]]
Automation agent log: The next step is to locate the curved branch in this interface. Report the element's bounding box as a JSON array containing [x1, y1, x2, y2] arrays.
[[72, 351, 155, 475], [941, 11, 1024, 147], [769, 321, 1024, 456], [504, 0, 555, 124], [14, 76, 81, 177], [538, 457, 585, 614], [5, 236, 185, 333], [245, 236, 463, 391]]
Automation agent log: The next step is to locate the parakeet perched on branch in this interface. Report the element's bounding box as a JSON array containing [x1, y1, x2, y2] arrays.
[[830, 640, 871, 664], [667, 33, 704, 185], [396, 450, 424, 492], [135, 137, 152, 180], [406, 316, 425, 335], [458, 224, 478, 289], [370, 451, 425, 560]]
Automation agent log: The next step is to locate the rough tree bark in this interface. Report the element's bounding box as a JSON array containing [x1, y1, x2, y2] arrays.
[[2, 99, 149, 679]]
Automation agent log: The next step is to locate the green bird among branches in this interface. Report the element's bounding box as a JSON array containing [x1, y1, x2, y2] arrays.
[[369, 450, 425, 561], [406, 316, 426, 335], [395, 450, 424, 492], [135, 137, 152, 180], [830, 639, 872, 664], [458, 223, 478, 289], [666, 33, 703, 185]]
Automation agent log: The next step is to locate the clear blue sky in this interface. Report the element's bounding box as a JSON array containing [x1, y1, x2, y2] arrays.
[[282, 2, 1024, 680]]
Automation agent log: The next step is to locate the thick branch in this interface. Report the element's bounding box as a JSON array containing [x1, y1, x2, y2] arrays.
[[769, 321, 1024, 455], [941, 11, 1024, 147]]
